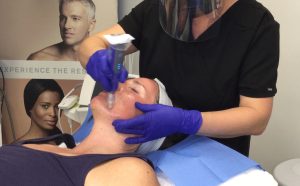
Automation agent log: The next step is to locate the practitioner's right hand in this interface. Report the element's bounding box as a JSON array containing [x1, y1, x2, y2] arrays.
[[86, 49, 128, 92], [113, 102, 202, 144]]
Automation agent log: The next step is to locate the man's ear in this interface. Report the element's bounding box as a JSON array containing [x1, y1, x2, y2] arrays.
[[88, 19, 96, 33]]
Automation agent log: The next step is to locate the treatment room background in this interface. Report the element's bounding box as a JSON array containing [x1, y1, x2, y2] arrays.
[[0, 0, 299, 174]]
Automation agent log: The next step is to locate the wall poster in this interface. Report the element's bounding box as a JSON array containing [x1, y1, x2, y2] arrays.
[[0, 0, 118, 144]]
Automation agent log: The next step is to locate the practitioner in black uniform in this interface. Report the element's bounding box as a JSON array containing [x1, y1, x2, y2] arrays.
[[78, 0, 280, 156]]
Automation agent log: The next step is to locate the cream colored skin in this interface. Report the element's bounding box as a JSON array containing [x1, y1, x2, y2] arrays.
[[78, 0, 274, 139], [23, 78, 159, 186], [27, 1, 96, 61]]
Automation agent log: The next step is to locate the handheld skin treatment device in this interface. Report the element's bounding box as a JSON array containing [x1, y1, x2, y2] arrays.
[[103, 34, 134, 109]]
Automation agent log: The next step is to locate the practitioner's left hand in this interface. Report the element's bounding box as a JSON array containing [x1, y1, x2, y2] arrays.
[[113, 102, 203, 144]]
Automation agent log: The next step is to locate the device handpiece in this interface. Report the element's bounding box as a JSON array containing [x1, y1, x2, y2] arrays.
[[106, 47, 124, 109], [107, 92, 115, 109], [103, 34, 134, 109]]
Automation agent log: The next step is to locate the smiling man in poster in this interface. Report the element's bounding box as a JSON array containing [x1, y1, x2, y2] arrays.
[[27, 0, 96, 61]]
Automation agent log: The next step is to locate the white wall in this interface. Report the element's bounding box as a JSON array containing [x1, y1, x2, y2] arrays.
[[118, 0, 142, 20], [250, 1, 300, 172]]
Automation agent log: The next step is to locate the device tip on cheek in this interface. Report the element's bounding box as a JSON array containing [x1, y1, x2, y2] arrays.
[[107, 93, 115, 109]]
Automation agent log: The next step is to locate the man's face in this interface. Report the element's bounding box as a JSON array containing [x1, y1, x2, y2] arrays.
[[59, 1, 94, 46], [90, 78, 158, 121]]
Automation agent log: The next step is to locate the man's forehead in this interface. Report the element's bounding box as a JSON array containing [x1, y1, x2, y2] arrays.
[[61, 1, 87, 13]]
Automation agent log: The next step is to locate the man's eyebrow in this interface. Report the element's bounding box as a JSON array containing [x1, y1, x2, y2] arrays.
[[71, 14, 82, 18]]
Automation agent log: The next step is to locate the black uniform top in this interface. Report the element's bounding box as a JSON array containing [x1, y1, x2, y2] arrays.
[[119, 0, 279, 156]]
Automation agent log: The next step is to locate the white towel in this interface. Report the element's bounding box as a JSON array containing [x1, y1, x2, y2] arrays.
[[136, 78, 172, 154]]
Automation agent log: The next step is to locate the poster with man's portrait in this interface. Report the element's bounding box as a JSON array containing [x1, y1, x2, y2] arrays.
[[0, 0, 118, 144]]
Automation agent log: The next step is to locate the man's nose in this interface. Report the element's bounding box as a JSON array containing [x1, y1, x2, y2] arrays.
[[64, 18, 72, 29]]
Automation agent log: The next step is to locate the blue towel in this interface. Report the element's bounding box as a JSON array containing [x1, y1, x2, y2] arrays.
[[147, 135, 261, 186]]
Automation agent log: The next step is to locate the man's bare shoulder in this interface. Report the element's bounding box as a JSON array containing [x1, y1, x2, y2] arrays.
[[27, 43, 63, 61], [85, 157, 159, 186]]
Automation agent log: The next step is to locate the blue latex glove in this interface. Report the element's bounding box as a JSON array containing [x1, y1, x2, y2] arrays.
[[86, 49, 128, 92], [113, 102, 203, 144]]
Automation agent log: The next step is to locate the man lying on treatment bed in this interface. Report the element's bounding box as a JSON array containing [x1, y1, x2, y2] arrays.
[[0, 77, 277, 186]]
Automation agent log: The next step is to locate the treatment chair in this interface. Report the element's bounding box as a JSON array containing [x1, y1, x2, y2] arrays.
[[68, 75, 278, 186]]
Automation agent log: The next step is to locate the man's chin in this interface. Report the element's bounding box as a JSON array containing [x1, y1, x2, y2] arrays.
[[62, 39, 79, 46]]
